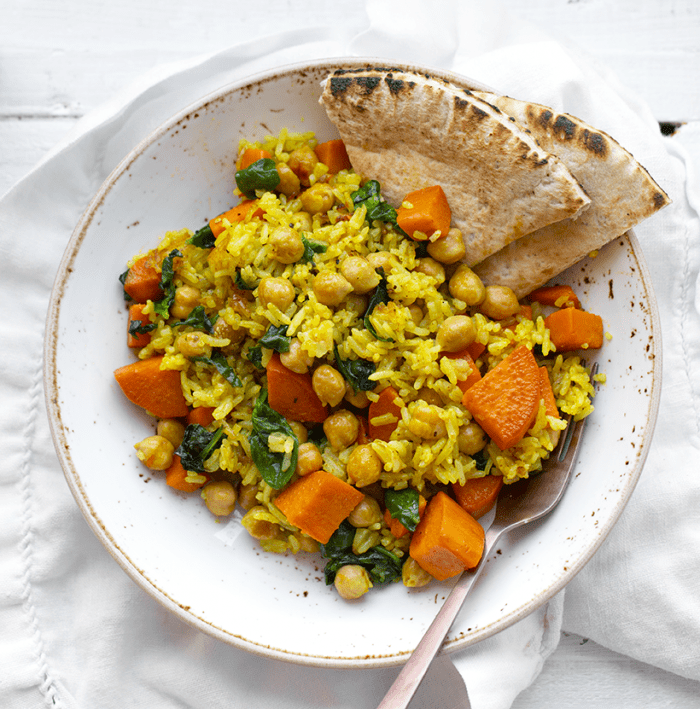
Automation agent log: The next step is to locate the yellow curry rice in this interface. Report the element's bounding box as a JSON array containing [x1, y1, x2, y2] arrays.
[[121, 129, 598, 594]]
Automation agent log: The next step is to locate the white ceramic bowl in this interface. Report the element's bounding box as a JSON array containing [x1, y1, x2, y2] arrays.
[[44, 58, 661, 668]]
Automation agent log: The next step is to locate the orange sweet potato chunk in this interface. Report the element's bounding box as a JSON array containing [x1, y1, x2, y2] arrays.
[[275, 470, 364, 544]]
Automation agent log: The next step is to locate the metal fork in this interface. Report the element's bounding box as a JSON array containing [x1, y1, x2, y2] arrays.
[[377, 370, 595, 709]]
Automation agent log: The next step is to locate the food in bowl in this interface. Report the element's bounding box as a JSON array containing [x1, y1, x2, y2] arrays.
[[114, 128, 602, 600]]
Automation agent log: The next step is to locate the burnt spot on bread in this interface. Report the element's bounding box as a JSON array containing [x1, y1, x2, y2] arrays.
[[581, 129, 607, 156], [538, 110, 553, 129], [355, 76, 381, 95], [471, 105, 488, 120], [553, 115, 577, 140], [385, 75, 405, 95], [653, 192, 666, 208], [454, 96, 469, 110], [329, 77, 353, 97]]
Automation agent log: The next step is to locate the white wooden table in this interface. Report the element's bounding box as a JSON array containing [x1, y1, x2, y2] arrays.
[[2, 1, 699, 707]]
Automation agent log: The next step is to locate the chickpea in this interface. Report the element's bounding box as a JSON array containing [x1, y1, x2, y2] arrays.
[[280, 338, 313, 374], [323, 410, 359, 451], [407, 303, 424, 326], [213, 317, 246, 345], [297, 534, 320, 553], [242, 508, 284, 540], [295, 442, 323, 476], [402, 557, 432, 588], [289, 211, 312, 233], [346, 444, 382, 487], [458, 422, 487, 456], [170, 285, 200, 319], [436, 315, 476, 352], [348, 495, 383, 527], [134, 435, 174, 470], [176, 331, 210, 357], [156, 419, 185, 448], [203, 480, 237, 516], [427, 227, 466, 264], [258, 276, 295, 312], [366, 251, 398, 274], [408, 404, 447, 440], [275, 162, 301, 196], [340, 256, 381, 294], [417, 386, 442, 406], [300, 182, 335, 215], [287, 145, 319, 186], [415, 257, 445, 284], [334, 564, 373, 600], [288, 421, 308, 444], [269, 226, 304, 264], [344, 387, 370, 408], [344, 292, 368, 315], [238, 483, 260, 511], [312, 365, 346, 407], [478, 285, 521, 320], [312, 271, 353, 307], [449, 265, 486, 306]]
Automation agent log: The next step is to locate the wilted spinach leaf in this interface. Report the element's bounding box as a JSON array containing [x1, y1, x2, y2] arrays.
[[128, 320, 156, 336], [364, 268, 393, 342], [384, 488, 420, 533], [235, 158, 280, 199], [235, 269, 257, 290], [175, 424, 225, 473], [172, 305, 215, 333], [247, 345, 264, 369], [153, 249, 182, 318], [191, 350, 242, 387], [250, 390, 299, 489], [119, 269, 133, 301], [187, 224, 216, 249], [258, 324, 291, 353], [333, 346, 376, 392], [300, 235, 328, 264], [351, 180, 398, 225], [320, 521, 403, 585]]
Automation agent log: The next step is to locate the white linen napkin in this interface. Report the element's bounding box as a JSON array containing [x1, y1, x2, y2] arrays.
[[1, 2, 698, 708]]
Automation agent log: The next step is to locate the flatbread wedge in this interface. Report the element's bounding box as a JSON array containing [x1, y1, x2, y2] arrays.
[[320, 67, 590, 266], [471, 92, 671, 297]]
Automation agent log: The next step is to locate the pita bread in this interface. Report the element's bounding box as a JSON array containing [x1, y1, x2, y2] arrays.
[[471, 92, 671, 297], [320, 67, 590, 266]]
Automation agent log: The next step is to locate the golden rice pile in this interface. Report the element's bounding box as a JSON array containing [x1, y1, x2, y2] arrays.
[[126, 129, 597, 563]]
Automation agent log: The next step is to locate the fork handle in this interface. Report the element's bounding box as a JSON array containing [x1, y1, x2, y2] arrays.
[[376, 526, 505, 709]]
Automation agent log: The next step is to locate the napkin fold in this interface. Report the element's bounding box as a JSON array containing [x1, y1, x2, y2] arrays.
[[1, 2, 699, 708]]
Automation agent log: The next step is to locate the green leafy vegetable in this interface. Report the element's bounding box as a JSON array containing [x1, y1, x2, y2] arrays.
[[384, 488, 421, 533], [333, 346, 376, 392], [250, 390, 299, 489], [235, 158, 280, 199], [258, 324, 291, 353], [191, 351, 242, 387], [153, 249, 182, 318], [413, 240, 430, 258], [300, 235, 328, 264], [128, 320, 156, 336], [187, 224, 216, 249], [119, 269, 133, 301], [247, 345, 264, 369], [175, 424, 225, 473], [364, 267, 393, 342], [235, 269, 257, 290], [351, 180, 398, 224], [172, 305, 215, 333], [320, 521, 403, 585]]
